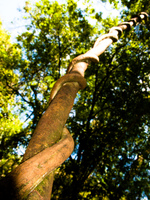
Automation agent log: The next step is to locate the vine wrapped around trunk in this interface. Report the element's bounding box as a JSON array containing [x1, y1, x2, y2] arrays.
[[0, 12, 148, 200]]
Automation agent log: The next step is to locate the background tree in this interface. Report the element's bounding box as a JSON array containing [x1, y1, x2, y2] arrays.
[[0, 21, 26, 177], [0, 0, 150, 199]]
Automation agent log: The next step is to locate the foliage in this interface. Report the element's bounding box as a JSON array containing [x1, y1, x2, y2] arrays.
[[120, 0, 150, 12], [0, 0, 150, 199], [52, 33, 150, 198], [17, 0, 98, 129], [0, 22, 24, 177]]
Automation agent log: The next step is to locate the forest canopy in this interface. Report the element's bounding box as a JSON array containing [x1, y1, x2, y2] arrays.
[[0, 0, 150, 199]]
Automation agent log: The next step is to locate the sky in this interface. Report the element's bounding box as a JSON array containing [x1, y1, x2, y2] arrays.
[[0, 0, 26, 22], [0, 0, 28, 26], [0, 0, 115, 26], [0, 0, 36, 40], [0, 0, 123, 42]]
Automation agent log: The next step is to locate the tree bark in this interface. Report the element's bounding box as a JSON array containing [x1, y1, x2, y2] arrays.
[[0, 12, 148, 200]]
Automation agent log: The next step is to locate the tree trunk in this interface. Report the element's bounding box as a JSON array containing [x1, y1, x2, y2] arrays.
[[0, 12, 148, 200]]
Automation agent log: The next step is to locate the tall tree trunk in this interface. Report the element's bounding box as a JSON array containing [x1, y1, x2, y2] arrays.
[[0, 12, 148, 199]]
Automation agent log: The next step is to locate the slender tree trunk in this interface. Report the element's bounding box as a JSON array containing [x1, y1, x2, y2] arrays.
[[0, 12, 148, 199]]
